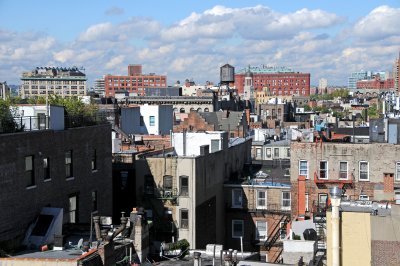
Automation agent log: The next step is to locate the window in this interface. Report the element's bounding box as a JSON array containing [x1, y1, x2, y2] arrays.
[[25, 155, 35, 187], [319, 161, 328, 179], [286, 148, 290, 157], [281, 191, 291, 210], [232, 220, 244, 238], [43, 157, 50, 180], [68, 194, 78, 223], [163, 175, 173, 195], [396, 162, 400, 181], [144, 175, 154, 195], [65, 150, 73, 178], [280, 222, 287, 240], [92, 191, 97, 212], [299, 160, 308, 178], [359, 194, 369, 201], [180, 209, 189, 229], [266, 148, 271, 158], [318, 193, 328, 209], [149, 116, 155, 126], [256, 148, 262, 159], [180, 175, 189, 196], [359, 161, 369, 181], [256, 190, 267, 209], [232, 189, 243, 208], [274, 148, 279, 158], [140, 116, 144, 126], [255, 221, 267, 240], [339, 161, 348, 179], [91, 149, 97, 171]]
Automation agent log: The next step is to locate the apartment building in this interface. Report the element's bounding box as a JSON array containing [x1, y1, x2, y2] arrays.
[[0, 114, 112, 248], [224, 179, 291, 262], [290, 142, 400, 220], [20, 67, 86, 98], [235, 66, 310, 96], [104, 64, 166, 97], [135, 132, 252, 249]]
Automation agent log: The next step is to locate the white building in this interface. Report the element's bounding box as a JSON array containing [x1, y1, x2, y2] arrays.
[[171, 131, 229, 156], [120, 104, 173, 135]]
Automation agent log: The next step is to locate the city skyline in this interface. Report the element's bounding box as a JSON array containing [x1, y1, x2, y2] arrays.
[[1, 0, 399, 86]]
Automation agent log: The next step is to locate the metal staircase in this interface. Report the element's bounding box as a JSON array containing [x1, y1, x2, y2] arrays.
[[263, 214, 291, 263], [310, 202, 327, 266]]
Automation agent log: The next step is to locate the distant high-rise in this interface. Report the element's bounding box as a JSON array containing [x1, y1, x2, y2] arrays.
[[104, 64, 166, 97], [20, 67, 86, 98], [319, 78, 328, 89], [348, 70, 388, 91], [0, 81, 10, 100], [93, 76, 105, 96]]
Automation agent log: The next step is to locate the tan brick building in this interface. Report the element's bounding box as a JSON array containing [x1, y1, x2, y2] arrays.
[[290, 142, 400, 220]]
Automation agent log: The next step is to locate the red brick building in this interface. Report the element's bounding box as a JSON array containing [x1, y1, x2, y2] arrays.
[[235, 66, 310, 96], [104, 65, 167, 97], [356, 76, 394, 90]]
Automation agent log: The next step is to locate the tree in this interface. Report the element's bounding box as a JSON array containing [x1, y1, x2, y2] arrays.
[[367, 104, 379, 119], [303, 105, 312, 111], [0, 98, 20, 133]]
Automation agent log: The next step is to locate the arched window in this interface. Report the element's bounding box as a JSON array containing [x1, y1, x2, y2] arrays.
[[190, 107, 195, 112], [180, 107, 185, 113], [204, 108, 209, 112], [197, 108, 202, 112]]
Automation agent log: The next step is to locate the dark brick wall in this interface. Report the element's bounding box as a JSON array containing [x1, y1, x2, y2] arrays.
[[0, 124, 112, 243], [372, 240, 400, 266]]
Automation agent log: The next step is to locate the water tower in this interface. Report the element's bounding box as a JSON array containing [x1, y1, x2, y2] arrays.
[[220, 64, 235, 87]]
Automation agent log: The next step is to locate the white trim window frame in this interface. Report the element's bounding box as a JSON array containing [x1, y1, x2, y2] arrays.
[[256, 190, 267, 209], [319, 161, 328, 179], [255, 221, 267, 241], [232, 189, 243, 208], [281, 191, 291, 211], [299, 160, 308, 179], [359, 161, 369, 181], [232, 220, 244, 239], [339, 161, 348, 180], [396, 162, 400, 181]]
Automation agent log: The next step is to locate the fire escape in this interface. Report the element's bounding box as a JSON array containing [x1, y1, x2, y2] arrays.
[[263, 213, 291, 263]]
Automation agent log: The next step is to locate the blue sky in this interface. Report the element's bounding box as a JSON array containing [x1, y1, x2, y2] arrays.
[[1, 0, 400, 86]]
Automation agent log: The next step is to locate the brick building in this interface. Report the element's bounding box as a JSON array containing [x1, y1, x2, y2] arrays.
[[356, 75, 394, 90], [0, 123, 112, 248], [224, 179, 291, 262], [290, 142, 400, 220], [104, 64, 166, 97], [235, 66, 310, 96], [174, 110, 248, 138]]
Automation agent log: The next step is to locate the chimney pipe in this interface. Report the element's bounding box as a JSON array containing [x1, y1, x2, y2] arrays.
[[329, 186, 342, 266], [108, 212, 128, 242], [93, 216, 102, 241]]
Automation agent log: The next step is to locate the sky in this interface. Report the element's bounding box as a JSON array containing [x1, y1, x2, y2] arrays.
[[1, 0, 400, 86]]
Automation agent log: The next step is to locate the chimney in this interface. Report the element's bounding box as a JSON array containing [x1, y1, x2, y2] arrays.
[[93, 216, 102, 241], [200, 145, 209, 156]]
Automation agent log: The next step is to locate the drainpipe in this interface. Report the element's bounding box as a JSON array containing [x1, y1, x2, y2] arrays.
[[329, 186, 342, 266]]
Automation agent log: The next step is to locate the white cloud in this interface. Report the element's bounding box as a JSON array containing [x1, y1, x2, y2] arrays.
[[78, 22, 114, 42], [53, 49, 75, 63], [353, 6, 400, 42], [105, 55, 125, 69]]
